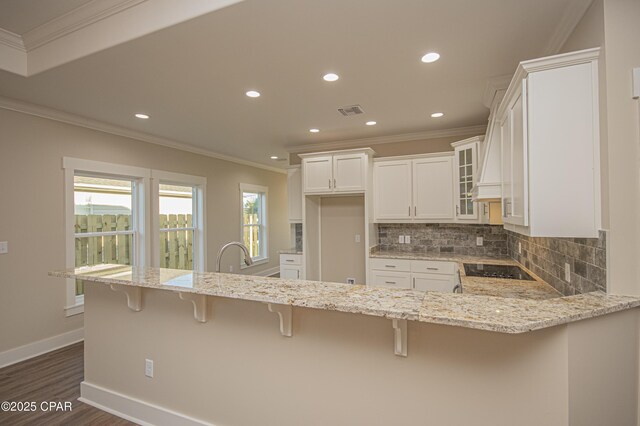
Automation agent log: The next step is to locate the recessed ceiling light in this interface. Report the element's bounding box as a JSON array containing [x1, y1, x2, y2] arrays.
[[421, 52, 440, 63], [246, 90, 261, 98], [270, 156, 278, 160], [135, 113, 149, 119], [366, 121, 377, 126], [323, 73, 339, 82], [431, 112, 444, 118], [309, 128, 320, 133]]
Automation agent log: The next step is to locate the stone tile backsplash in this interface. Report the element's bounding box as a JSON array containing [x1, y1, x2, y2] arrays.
[[506, 231, 607, 296], [377, 224, 508, 257]]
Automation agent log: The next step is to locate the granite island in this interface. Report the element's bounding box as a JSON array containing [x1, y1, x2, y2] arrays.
[[49, 265, 640, 426]]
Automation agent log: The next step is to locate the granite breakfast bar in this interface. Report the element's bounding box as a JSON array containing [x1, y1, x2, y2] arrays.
[[49, 266, 640, 425]]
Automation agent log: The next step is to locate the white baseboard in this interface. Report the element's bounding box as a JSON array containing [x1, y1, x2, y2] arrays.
[[254, 266, 280, 277], [0, 328, 84, 369], [80, 382, 214, 426]]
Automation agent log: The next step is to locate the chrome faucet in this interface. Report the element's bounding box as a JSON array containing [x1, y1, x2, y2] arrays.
[[453, 269, 463, 293], [216, 242, 254, 272]]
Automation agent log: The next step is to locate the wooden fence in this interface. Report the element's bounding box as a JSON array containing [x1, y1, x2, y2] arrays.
[[74, 214, 193, 295]]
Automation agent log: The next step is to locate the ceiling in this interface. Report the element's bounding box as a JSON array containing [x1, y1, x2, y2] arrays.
[[0, 0, 590, 169], [0, 0, 92, 34]]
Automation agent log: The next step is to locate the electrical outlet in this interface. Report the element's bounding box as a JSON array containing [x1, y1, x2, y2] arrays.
[[405, 235, 411, 244], [565, 263, 571, 282], [145, 359, 154, 378], [347, 278, 355, 284], [476, 236, 483, 246], [0, 241, 7, 254], [399, 235, 405, 244], [518, 242, 522, 254], [355, 234, 361, 243]]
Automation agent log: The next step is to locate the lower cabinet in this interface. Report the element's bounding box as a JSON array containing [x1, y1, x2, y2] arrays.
[[369, 258, 458, 293], [280, 254, 304, 280]]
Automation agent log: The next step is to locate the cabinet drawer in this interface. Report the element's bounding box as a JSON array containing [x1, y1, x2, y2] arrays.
[[411, 260, 456, 275], [370, 270, 412, 289], [413, 273, 456, 293], [280, 254, 302, 266], [370, 258, 411, 272]]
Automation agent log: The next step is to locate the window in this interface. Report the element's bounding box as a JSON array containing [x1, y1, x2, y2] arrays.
[[63, 159, 206, 316], [64, 158, 149, 316], [240, 183, 268, 265], [151, 170, 206, 272]]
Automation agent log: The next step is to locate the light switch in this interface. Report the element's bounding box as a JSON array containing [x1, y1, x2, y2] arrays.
[[355, 234, 361, 243], [0, 241, 8, 254], [399, 236, 405, 244], [476, 236, 483, 246]]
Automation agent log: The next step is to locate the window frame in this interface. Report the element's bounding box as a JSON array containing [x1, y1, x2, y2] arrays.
[[150, 170, 207, 272], [239, 183, 269, 268], [63, 157, 150, 317]]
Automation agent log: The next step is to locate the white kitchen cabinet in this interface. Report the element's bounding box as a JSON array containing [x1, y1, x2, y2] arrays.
[[287, 166, 302, 222], [497, 48, 601, 237], [300, 149, 373, 194], [413, 157, 454, 220], [373, 160, 412, 220], [280, 254, 304, 280], [373, 153, 455, 222], [412, 273, 456, 293], [452, 137, 480, 220], [369, 258, 458, 293]]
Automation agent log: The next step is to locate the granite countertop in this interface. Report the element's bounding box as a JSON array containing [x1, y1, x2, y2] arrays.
[[370, 250, 562, 300], [49, 265, 640, 334]]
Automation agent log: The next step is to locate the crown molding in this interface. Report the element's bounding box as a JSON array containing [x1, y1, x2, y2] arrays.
[[543, 0, 594, 56], [481, 75, 512, 108], [450, 135, 484, 149], [0, 27, 26, 51], [22, 0, 147, 51], [286, 125, 487, 154], [0, 96, 286, 174]]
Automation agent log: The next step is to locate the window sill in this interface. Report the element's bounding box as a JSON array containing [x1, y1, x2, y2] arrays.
[[240, 257, 269, 269], [65, 302, 84, 317]]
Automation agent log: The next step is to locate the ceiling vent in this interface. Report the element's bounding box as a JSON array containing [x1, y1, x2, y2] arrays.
[[337, 104, 364, 116]]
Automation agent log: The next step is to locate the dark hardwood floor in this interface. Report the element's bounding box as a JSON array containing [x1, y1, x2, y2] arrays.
[[0, 342, 136, 426]]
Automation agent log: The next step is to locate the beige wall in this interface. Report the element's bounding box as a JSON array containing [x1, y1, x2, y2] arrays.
[[0, 108, 288, 354], [83, 283, 639, 425], [289, 134, 479, 165], [320, 196, 365, 284]]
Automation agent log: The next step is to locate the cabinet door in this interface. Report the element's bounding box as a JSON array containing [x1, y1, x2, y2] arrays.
[[333, 153, 365, 192], [370, 270, 412, 289], [412, 157, 454, 220], [455, 144, 478, 220], [280, 265, 301, 279], [509, 87, 528, 226], [500, 115, 512, 221], [303, 156, 333, 193], [373, 160, 412, 220], [287, 167, 302, 222], [412, 273, 456, 293]]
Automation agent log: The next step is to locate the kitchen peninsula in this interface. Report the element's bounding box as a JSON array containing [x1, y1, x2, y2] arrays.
[[48, 264, 640, 425]]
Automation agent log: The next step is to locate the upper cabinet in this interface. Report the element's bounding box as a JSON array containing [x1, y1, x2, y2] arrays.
[[287, 166, 302, 223], [452, 136, 482, 220], [498, 48, 601, 237], [374, 153, 454, 222], [300, 149, 374, 194]]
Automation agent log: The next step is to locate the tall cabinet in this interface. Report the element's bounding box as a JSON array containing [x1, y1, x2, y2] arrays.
[[498, 48, 601, 237]]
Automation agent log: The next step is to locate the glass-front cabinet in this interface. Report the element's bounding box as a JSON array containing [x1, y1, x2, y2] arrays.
[[452, 137, 480, 221]]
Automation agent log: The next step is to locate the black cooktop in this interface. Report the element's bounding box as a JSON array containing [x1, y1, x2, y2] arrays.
[[463, 263, 535, 281]]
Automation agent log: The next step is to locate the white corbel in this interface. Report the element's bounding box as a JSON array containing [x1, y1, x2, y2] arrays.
[[178, 292, 209, 323], [392, 319, 408, 357], [267, 303, 293, 337], [109, 284, 142, 312]]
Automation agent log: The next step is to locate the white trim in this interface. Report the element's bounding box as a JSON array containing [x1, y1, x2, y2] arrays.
[[286, 125, 487, 154], [372, 151, 454, 162], [542, 0, 595, 56], [0, 27, 26, 51], [632, 68, 640, 99], [79, 382, 214, 426], [450, 135, 484, 148], [0, 96, 286, 174], [0, 328, 83, 369], [481, 75, 512, 108]]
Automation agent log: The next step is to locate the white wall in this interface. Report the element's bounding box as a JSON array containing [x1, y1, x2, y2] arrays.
[[0, 107, 288, 355]]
